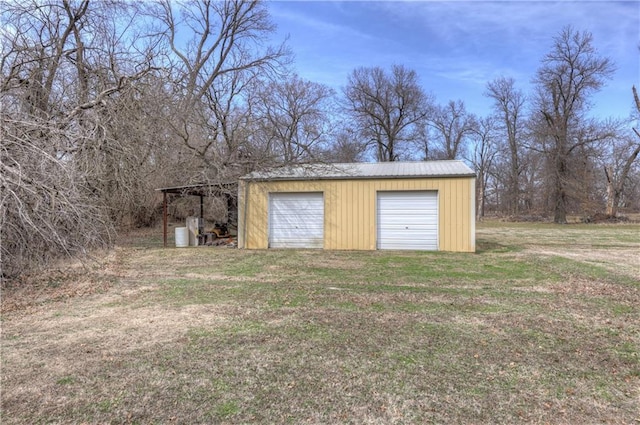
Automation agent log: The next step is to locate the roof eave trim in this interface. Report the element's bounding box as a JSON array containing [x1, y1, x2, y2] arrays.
[[240, 173, 476, 182]]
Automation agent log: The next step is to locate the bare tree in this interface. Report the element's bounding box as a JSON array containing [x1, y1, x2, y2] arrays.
[[254, 74, 335, 164], [321, 127, 366, 163], [602, 87, 640, 216], [468, 116, 498, 219], [1, 117, 116, 278], [152, 0, 288, 172], [343, 65, 429, 161], [485, 77, 527, 214], [0, 0, 158, 279], [427, 100, 476, 160], [532, 26, 615, 223]]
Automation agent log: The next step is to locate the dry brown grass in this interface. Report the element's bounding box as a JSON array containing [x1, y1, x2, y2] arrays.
[[1, 222, 639, 424]]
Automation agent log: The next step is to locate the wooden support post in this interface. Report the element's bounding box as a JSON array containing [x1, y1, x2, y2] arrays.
[[163, 191, 168, 248]]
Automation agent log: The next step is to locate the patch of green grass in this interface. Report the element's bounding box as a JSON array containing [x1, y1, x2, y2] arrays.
[[96, 397, 119, 413], [475, 239, 522, 253], [614, 342, 639, 363], [56, 376, 75, 385], [611, 303, 637, 316], [215, 401, 239, 418], [334, 300, 358, 311], [285, 322, 333, 341], [267, 292, 310, 308]]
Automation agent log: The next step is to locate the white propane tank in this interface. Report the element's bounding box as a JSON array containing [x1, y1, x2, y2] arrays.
[[175, 227, 189, 248]]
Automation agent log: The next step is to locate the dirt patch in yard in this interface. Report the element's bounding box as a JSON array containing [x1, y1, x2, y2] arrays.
[[525, 245, 640, 281]]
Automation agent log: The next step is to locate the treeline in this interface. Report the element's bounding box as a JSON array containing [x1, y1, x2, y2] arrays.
[[1, 0, 639, 278]]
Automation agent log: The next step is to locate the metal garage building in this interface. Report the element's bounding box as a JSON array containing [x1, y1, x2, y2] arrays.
[[238, 160, 476, 252]]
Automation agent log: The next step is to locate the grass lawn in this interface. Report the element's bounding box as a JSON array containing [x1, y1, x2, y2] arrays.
[[1, 222, 639, 424]]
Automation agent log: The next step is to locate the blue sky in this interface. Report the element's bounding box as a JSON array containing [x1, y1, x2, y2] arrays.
[[268, 1, 639, 120]]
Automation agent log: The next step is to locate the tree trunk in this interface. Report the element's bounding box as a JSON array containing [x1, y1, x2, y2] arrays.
[[477, 170, 485, 220], [553, 154, 568, 224], [509, 151, 519, 215], [604, 165, 617, 217], [604, 140, 640, 217]]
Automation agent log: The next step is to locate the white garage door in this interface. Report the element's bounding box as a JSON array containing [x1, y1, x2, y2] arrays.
[[377, 191, 438, 250], [269, 192, 324, 248]]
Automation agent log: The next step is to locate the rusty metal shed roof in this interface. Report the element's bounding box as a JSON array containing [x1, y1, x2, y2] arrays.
[[241, 160, 475, 181], [155, 182, 236, 197]]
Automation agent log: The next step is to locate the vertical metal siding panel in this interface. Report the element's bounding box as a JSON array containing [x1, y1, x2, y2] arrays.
[[345, 180, 358, 249], [343, 180, 350, 249], [324, 181, 331, 249], [338, 180, 347, 249], [358, 181, 364, 249], [436, 179, 444, 250], [470, 178, 476, 252], [337, 180, 343, 249], [353, 181, 361, 249], [453, 179, 460, 250], [246, 182, 257, 249], [360, 180, 367, 249], [365, 180, 375, 249], [456, 179, 463, 250], [440, 178, 451, 251], [353, 181, 360, 249], [335, 181, 342, 249], [359, 181, 365, 250], [244, 183, 253, 248], [460, 179, 470, 251], [372, 179, 380, 249], [335, 181, 341, 249], [343, 181, 350, 249], [330, 181, 337, 249], [461, 179, 469, 250], [451, 179, 458, 251], [455, 179, 463, 251], [363, 180, 370, 249], [325, 180, 334, 249], [251, 182, 269, 249], [450, 179, 457, 250], [362, 181, 377, 249]]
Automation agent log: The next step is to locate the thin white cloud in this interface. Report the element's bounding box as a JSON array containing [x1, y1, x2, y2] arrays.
[[268, 1, 638, 118], [269, 2, 378, 43], [376, 1, 637, 58]]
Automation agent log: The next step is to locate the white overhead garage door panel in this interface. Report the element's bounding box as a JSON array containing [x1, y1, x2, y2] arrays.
[[377, 191, 438, 250], [269, 192, 324, 248]]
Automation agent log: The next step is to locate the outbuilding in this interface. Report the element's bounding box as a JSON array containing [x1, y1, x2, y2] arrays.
[[238, 160, 476, 252]]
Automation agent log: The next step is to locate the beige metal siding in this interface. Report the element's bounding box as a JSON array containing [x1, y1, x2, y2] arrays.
[[239, 176, 475, 252]]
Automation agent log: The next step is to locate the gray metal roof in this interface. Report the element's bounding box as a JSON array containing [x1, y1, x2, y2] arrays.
[[241, 160, 475, 181]]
